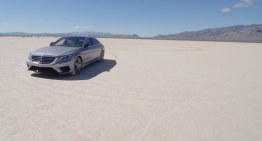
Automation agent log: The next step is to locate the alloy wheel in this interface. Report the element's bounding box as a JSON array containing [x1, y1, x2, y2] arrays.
[[75, 58, 82, 74], [100, 51, 104, 62]]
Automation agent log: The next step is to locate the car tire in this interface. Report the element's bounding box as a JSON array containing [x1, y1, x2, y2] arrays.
[[98, 50, 104, 63], [70, 57, 82, 75]]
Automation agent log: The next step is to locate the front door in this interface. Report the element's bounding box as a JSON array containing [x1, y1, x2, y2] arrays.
[[81, 38, 96, 64]]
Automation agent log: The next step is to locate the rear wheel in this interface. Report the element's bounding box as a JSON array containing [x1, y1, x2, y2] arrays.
[[70, 57, 82, 75], [98, 50, 104, 62]]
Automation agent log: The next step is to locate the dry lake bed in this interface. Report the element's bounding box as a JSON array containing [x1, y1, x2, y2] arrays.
[[0, 37, 262, 141]]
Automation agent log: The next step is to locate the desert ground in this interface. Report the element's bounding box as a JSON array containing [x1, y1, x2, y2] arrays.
[[0, 37, 262, 141]]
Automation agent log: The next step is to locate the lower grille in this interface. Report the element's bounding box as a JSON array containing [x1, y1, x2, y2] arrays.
[[29, 66, 57, 72], [32, 56, 56, 64]]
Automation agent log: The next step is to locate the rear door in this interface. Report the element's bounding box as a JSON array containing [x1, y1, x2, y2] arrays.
[[91, 38, 102, 58]]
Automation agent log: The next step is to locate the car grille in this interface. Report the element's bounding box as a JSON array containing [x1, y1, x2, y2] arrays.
[[32, 56, 56, 64]]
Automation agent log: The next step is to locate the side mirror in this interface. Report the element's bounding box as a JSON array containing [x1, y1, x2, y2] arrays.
[[84, 44, 89, 48], [50, 42, 55, 46]]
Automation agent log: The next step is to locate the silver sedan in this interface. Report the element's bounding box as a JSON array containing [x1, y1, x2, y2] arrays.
[[26, 36, 105, 75]]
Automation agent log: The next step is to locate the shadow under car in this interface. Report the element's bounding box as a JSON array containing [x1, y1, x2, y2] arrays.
[[30, 59, 117, 80]]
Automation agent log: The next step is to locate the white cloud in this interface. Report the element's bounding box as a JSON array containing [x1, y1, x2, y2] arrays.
[[74, 26, 89, 29], [3, 23, 7, 25], [221, 8, 232, 12], [233, 0, 258, 8]]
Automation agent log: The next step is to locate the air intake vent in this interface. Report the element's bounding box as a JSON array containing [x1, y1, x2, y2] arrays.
[[60, 66, 70, 72]]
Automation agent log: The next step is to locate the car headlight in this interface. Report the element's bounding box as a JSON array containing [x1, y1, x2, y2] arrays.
[[28, 53, 32, 61], [56, 55, 73, 63]]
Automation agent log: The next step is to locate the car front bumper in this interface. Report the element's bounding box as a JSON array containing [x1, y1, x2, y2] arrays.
[[26, 58, 74, 74]]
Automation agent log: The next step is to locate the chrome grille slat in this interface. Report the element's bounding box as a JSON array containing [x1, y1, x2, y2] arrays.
[[32, 56, 41, 62], [41, 57, 55, 64], [31, 56, 56, 64]]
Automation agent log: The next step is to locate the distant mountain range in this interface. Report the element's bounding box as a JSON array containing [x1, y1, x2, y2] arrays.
[[154, 24, 262, 41], [0, 31, 140, 39], [1, 24, 262, 42], [0, 31, 113, 36]]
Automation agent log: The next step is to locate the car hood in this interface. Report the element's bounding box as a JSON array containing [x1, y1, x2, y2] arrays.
[[31, 46, 80, 56]]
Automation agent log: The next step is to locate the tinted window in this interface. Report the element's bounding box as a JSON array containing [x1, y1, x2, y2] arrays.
[[91, 38, 98, 45], [89, 39, 93, 46], [53, 37, 85, 47], [84, 38, 89, 46], [55, 39, 65, 46], [96, 39, 101, 45]]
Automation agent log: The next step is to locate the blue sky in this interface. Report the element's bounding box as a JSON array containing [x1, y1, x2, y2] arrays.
[[0, 0, 261, 37]]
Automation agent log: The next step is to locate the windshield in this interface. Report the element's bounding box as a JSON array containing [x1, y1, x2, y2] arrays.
[[53, 37, 85, 47]]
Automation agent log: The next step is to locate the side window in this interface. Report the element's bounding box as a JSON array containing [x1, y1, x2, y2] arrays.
[[89, 39, 93, 46], [96, 39, 101, 45], [55, 38, 66, 46], [84, 38, 89, 46], [91, 38, 98, 45]]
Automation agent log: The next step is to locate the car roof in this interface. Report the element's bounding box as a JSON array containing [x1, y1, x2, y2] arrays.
[[62, 36, 95, 39]]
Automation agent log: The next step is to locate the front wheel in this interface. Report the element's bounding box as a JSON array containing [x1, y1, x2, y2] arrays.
[[70, 57, 82, 75], [98, 50, 104, 63]]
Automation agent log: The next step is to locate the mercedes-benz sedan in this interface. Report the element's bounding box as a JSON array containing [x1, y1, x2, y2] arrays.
[[26, 36, 105, 75]]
